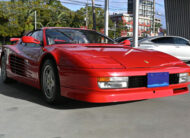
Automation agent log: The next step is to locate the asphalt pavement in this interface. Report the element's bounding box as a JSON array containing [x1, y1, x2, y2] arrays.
[[0, 70, 190, 138]]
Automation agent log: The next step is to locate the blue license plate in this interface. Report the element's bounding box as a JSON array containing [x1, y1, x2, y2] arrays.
[[147, 72, 169, 88]]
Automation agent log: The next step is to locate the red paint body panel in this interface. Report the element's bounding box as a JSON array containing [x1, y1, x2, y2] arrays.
[[1, 27, 190, 103], [58, 67, 190, 103], [61, 83, 189, 103]]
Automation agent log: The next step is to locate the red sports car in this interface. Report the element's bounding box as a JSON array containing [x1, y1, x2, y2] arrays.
[[1, 27, 190, 104]]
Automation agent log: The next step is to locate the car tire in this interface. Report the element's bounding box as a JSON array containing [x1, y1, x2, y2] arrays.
[[1, 55, 11, 83], [41, 59, 61, 104]]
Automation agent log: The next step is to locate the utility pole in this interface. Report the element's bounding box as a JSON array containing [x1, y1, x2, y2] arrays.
[[114, 21, 116, 39], [133, 0, 139, 48], [86, 0, 89, 28], [104, 0, 109, 36], [153, 0, 155, 34], [92, 0, 96, 30], [34, 10, 37, 30]]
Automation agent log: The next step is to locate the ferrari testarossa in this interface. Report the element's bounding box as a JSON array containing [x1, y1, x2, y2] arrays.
[[1, 27, 190, 104]]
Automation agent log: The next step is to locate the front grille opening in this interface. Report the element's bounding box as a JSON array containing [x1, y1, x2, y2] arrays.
[[128, 76, 147, 88], [128, 74, 179, 88], [173, 87, 188, 94], [169, 74, 179, 84]]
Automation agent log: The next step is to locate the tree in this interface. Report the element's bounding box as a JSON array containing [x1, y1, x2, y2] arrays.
[[0, 1, 24, 43], [155, 23, 162, 33], [0, 0, 72, 44], [0, 0, 117, 44]]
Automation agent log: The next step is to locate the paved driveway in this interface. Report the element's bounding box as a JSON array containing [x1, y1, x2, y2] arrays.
[[0, 71, 190, 138]]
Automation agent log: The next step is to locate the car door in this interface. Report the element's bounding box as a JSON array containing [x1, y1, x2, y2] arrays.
[[20, 30, 44, 81], [172, 37, 190, 61], [8, 32, 33, 81], [151, 37, 177, 57]]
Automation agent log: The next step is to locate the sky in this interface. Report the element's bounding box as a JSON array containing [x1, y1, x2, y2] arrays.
[[61, 0, 166, 28]]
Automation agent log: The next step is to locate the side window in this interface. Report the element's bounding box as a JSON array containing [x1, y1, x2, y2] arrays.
[[173, 38, 189, 45], [23, 30, 43, 47], [27, 32, 33, 36], [151, 37, 174, 44], [32, 31, 43, 42], [38, 31, 43, 42]]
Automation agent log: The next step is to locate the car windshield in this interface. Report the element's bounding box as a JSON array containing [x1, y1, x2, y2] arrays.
[[46, 29, 115, 45]]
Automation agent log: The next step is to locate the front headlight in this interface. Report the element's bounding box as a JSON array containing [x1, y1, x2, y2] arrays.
[[179, 73, 190, 83], [98, 77, 128, 89]]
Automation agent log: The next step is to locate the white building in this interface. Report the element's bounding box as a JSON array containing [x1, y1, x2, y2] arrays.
[[110, 13, 161, 37]]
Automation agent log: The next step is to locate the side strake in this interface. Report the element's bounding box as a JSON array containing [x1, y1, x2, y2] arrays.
[[10, 54, 26, 77]]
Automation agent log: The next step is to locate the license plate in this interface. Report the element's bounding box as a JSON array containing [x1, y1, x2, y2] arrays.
[[147, 72, 169, 88]]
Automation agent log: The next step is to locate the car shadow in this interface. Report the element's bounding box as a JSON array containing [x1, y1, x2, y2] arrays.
[[0, 79, 142, 110]]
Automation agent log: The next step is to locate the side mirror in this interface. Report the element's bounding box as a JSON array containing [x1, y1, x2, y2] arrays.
[[22, 36, 40, 44], [10, 38, 20, 42], [120, 39, 131, 46]]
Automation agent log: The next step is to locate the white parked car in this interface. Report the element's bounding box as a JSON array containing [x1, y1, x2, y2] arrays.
[[138, 36, 190, 62]]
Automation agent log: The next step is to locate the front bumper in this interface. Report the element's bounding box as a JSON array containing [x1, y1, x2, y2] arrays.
[[58, 66, 190, 103], [60, 83, 189, 103]]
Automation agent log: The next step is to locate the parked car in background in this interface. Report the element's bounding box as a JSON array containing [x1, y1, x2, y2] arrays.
[[130, 37, 144, 42], [1, 28, 190, 105], [115, 37, 131, 43], [138, 36, 190, 62]]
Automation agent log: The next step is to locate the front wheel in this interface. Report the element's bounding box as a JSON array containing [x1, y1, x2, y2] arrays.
[[41, 59, 61, 104], [1, 55, 11, 83]]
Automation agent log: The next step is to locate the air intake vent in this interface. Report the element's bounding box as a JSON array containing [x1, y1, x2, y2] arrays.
[[10, 55, 26, 77], [128, 76, 147, 88]]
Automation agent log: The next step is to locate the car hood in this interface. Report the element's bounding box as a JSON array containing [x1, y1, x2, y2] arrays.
[[54, 44, 186, 69]]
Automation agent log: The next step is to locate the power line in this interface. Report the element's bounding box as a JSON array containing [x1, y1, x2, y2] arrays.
[[61, 0, 127, 11], [61, 0, 127, 8], [61, 0, 103, 7]]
